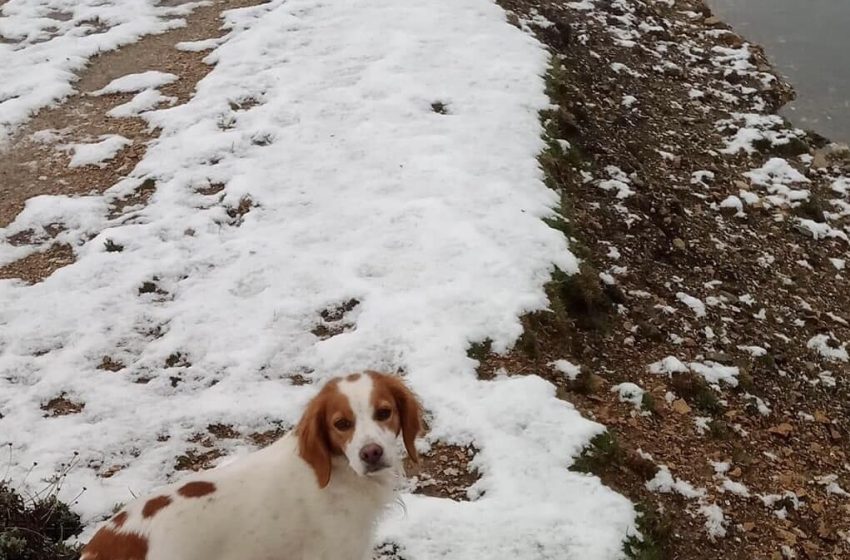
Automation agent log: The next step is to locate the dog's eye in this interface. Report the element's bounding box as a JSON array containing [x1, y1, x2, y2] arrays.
[[334, 418, 353, 431], [374, 408, 392, 421]]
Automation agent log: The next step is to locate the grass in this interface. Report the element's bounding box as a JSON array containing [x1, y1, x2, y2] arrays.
[[466, 339, 492, 363], [0, 472, 82, 560], [623, 503, 674, 560], [670, 372, 723, 415], [570, 431, 622, 474]]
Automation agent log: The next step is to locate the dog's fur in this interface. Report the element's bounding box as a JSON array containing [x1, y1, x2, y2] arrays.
[[80, 372, 422, 560]]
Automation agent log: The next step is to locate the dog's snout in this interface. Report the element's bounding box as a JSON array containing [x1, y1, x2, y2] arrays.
[[359, 443, 384, 465]]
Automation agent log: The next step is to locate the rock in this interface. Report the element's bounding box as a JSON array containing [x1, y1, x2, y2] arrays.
[[672, 238, 686, 250], [704, 16, 722, 26], [672, 399, 691, 415], [814, 410, 830, 424], [812, 150, 829, 169], [768, 423, 794, 438], [706, 351, 733, 365], [734, 180, 750, 190]]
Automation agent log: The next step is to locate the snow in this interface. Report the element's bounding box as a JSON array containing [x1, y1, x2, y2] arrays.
[[676, 291, 706, 317], [816, 474, 850, 497], [689, 361, 739, 387], [698, 503, 727, 538], [744, 158, 811, 206], [0, 0, 188, 145], [550, 359, 581, 381], [720, 478, 750, 497], [107, 89, 175, 118], [807, 334, 849, 362], [0, 0, 635, 557], [597, 165, 634, 199], [719, 195, 744, 216], [611, 382, 644, 408], [91, 71, 178, 96], [737, 345, 767, 357], [68, 134, 132, 167], [648, 356, 688, 375], [646, 466, 705, 499]]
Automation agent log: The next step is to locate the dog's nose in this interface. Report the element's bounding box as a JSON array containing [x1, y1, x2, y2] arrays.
[[359, 443, 384, 465]]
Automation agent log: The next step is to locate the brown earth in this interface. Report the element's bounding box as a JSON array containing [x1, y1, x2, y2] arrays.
[[484, 0, 850, 558]]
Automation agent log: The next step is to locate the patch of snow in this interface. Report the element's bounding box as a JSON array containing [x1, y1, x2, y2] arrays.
[[689, 362, 739, 386], [646, 466, 705, 499], [699, 503, 728, 538], [597, 166, 634, 199], [611, 382, 645, 408], [816, 474, 850, 497], [107, 89, 175, 118], [676, 291, 706, 317], [720, 478, 750, 497], [621, 95, 638, 108], [807, 334, 849, 362], [737, 345, 767, 357], [550, 359, 581, 381], [694, 416, 710, 435], [68, 134, 132, 167], [649, 356, 688, 376], [0, 2, 635, 557], [719, 195, 744, 216], [91, 71, 178, 96]]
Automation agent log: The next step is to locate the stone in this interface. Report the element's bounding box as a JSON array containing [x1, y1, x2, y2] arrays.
[[672, 399, 691, 415]]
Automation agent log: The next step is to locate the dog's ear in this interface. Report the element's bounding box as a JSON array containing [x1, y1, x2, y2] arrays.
[[384, 376, 423, 463], [297, 393, 332, 488]]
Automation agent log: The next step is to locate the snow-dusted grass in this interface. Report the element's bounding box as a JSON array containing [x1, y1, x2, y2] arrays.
[[0, 0, 634, 557]]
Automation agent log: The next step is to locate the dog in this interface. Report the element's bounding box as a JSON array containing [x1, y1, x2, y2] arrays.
[[80, 371, 422, 560]]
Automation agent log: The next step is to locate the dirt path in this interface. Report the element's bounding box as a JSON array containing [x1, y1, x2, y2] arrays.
[[0, 0, 260, 283]]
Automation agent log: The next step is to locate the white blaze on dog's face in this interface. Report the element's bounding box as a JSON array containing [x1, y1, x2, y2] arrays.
[[297, 372, 422, 487]]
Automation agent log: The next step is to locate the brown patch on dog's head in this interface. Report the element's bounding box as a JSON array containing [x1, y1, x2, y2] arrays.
[[81, 527, 148, 560], [296, 378, 355, 488], [141, 495, 172, 518], [177, 480, 216, 498], [367, 371, 423, 462]]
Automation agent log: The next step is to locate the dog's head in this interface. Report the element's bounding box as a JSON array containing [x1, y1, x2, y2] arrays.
[[296, 371, 422, 487]]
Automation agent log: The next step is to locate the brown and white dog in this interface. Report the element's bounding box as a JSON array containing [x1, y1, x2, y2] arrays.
[[80, 371, 422, 560]]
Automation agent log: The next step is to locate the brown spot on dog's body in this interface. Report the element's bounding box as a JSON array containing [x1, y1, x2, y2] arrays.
[[346, 373, 361, 382], [142, 495, 172, 518], [111, 511, 128, 528], [81, 527, 148, 560], [178, 480, 216, 498], [367, 371, 423, 462]]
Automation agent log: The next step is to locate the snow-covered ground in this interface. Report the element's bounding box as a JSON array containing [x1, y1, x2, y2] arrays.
[[0, 0, 634, 557], [0, 0, 200, 145]]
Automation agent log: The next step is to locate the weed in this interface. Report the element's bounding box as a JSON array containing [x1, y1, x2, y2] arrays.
[[623, 503, 673, 560], [103, 239, 123, 253], [571, 431, 621, 473], [670, 372, 722, 414], [466, 339, 493, 363]]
